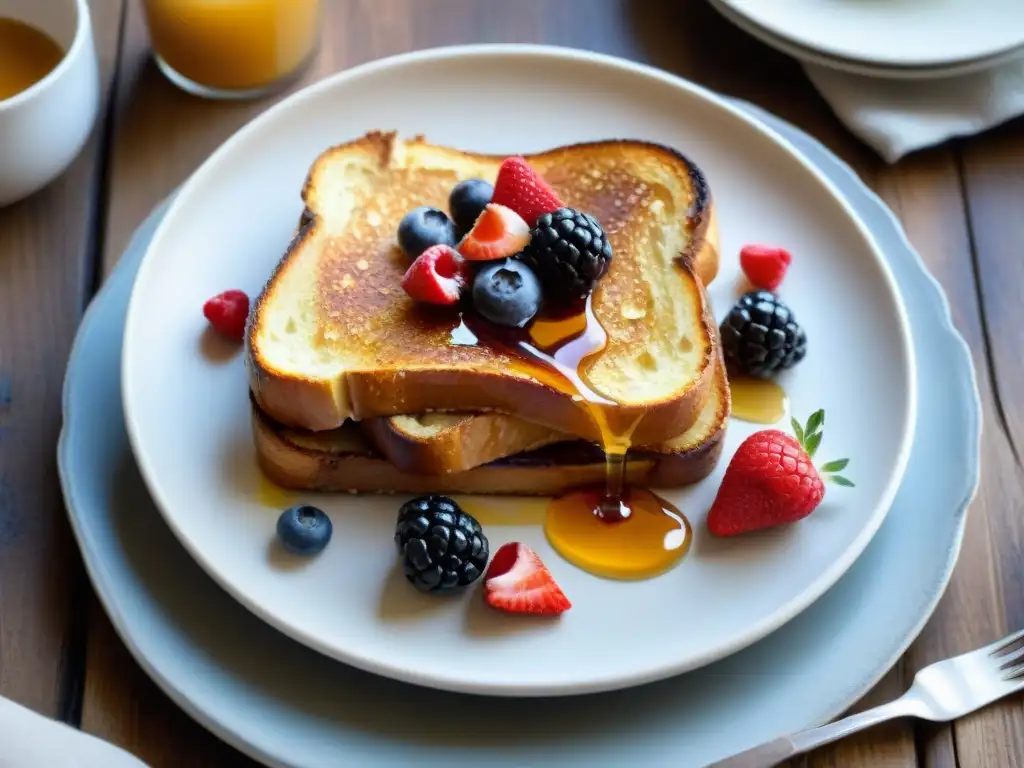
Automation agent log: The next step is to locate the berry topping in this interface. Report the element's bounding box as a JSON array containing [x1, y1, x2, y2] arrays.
[[520, 208, 613, 303], [449, 178, 494, 236], [471, 259, 542, 328], [397, 206, 458, 260], [457, 203, 531, 262], [491, 156, 565, 227], [395, 495, 490, 594], [276, 505, 333, 555], [740, 245, 792, 291], [484, 542, 571, 616], [720, 291, 807, 378], [203, 289, 250, 343], [401, 245, 469, 306], [707, 410, 853, 537]]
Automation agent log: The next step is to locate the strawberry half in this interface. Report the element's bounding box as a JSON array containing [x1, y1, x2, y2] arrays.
[[740, 245, 792, 291], [491, 157, 564, 227], [484, 542, 571, 616], [707, 410, 853, 537], [457, 203, 531, 262], [401, 244, 469, 305]]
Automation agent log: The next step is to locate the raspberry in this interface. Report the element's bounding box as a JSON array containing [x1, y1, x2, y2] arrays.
[[203, 290, 250, 342], [401, 245, 469, 306], [740, 245, 792, 291]]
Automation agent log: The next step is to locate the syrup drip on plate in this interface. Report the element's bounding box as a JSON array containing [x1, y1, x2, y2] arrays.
[[257, 474, 297, 508], [453, 298, 692, 580], [546, 486, 692, 579], [729, 376, 788, 425]]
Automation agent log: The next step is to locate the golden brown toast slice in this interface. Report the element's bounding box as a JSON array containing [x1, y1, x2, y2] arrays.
[[248, 133, 719, 444], [253, 358, 730, 495], [362, 412, 566, 476], [362, 228, 721, 475]]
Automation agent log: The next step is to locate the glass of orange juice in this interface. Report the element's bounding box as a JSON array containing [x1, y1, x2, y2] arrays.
[[140, 0, 323, 99]]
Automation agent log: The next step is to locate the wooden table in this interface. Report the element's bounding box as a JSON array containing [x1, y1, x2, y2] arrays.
[[2, 1, 1021, 765]]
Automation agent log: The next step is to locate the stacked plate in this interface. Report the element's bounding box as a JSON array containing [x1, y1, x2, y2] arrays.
[[710, 0, 1024, 79], [59, 46, 981, 767]]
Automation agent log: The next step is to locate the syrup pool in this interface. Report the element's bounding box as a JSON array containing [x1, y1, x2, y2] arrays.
[[729, 376, 788, 424], [544, 485, 692, 580], [257, 474, 297, 508]]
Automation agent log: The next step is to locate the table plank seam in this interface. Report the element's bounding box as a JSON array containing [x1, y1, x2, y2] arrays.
[[59, 0, 130, 729], [82, 1, 131, 309], [953, 148, 1023, 469]]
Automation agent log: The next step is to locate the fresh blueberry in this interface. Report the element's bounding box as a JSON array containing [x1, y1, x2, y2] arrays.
[[397, 206, 458, 260], [448, 178, 494, 236], [276, 505, 333, 556], [471, 259, 542, 328]]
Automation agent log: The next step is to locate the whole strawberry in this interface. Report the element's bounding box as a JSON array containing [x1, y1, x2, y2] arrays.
[[491, 156, 564, 227], [707, 410, 853, 537]]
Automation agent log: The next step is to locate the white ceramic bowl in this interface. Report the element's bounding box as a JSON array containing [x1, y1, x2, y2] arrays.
[[0, 0, 99, 207]]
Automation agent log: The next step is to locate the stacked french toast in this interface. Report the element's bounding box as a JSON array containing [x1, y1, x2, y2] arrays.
[[246, 132, 730, 494]]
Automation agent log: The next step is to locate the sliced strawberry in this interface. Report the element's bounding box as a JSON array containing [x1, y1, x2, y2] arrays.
[[491, 157, 564, 227], [739, 245, 792, 291], [484, 542, 571, 616], [401, 245, 468, 305], [457, 204, 531, 262], [203, 289, 250, 342]]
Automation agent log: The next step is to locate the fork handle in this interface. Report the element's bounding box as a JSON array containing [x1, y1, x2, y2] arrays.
[[705, 698, 917, 768]]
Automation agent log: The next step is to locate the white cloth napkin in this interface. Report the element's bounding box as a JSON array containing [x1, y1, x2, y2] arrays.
[[0, 697, 149, 768], [803, 56, 1024, 163]]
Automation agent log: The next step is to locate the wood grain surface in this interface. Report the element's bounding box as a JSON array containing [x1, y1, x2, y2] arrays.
[[1, 1, 1021, 766], [0, 0, 124, 721]]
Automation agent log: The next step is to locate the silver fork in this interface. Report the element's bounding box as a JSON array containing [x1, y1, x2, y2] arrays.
[[707, 628, 1024, 768]]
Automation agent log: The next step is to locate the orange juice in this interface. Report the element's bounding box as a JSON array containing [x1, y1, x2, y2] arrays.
[[141, 0, 321, 95], [0, 18, 65, 102]]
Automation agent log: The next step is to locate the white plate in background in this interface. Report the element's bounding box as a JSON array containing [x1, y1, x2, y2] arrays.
[[715, 0, 1024, 70]]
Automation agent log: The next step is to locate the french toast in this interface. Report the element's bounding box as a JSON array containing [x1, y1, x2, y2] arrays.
[[252, 354, 730, 495], [248, 133, 719, 446], [362, 222, 722, 475]]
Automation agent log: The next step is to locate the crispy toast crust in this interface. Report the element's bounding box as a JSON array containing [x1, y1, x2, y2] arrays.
[[363, 204, 721, 475], [361, 413, 565, 476], [251, 360, 729, 495], [248, 133, 718, 444]]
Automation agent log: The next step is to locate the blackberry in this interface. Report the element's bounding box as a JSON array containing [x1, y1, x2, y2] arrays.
[[394, 495, 489, 594], [720, 291, 807, 378], [519, 207, 613, 303]]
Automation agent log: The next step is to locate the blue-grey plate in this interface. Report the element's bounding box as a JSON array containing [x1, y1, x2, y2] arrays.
[[58, 103, 979, 767]]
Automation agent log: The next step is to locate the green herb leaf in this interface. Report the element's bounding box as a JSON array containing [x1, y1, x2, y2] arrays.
[[805, 430, 823, 459], [805, 409, 825, 437], [821, 458, 849, 473], [830, 475, 855, 487], [791, 417, 805, 443]]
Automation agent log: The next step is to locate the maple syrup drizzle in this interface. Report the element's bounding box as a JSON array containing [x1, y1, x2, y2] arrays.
[[546, 487, 692, 579], [458, 297, 639, 517], [729, 376, 788, 425], [257, 473, 297, 508], [451, 297, 692, 579]]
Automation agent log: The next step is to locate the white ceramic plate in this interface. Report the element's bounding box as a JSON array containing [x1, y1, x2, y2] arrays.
[[715, 0, 1024, 70], [63, 101, 978, 767], [710, 0, 1024, 81], [121, 46, 915, 696]]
